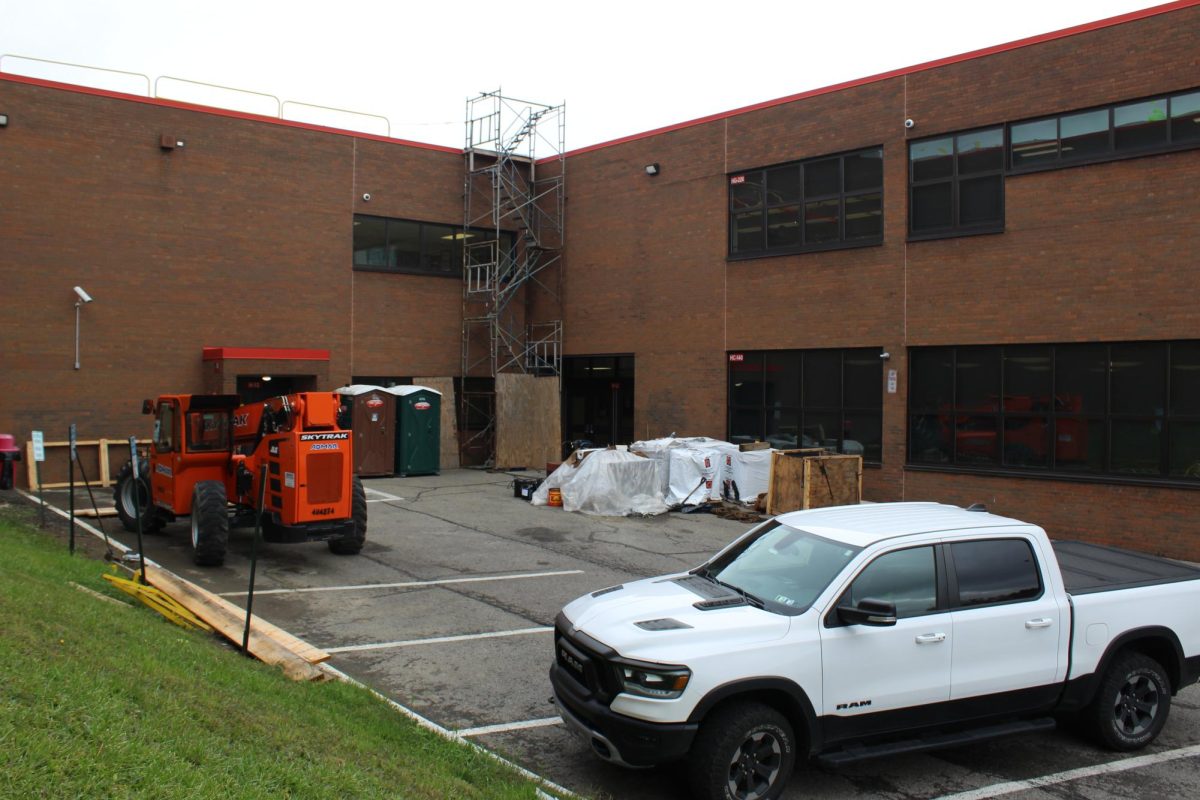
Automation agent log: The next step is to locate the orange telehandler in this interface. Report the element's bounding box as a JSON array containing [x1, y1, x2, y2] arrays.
[[114, 391, 366, 566]]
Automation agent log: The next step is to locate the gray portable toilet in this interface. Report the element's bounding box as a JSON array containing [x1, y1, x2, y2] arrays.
[[385, 385, 441, 477]]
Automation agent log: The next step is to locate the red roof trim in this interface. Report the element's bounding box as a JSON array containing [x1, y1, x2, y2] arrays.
[[560, 0, 1200, 160], [202, 347, 330, 362], [0, 72, 460, 154]]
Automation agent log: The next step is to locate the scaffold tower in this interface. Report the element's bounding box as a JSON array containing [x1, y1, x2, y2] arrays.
[[461, 90, 565, 466]]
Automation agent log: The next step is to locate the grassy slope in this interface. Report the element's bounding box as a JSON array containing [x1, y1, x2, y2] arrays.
[[0, 505, 544, 799]]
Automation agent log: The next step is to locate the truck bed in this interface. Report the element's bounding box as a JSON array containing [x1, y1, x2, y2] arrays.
[[1052, 540, 1200, 595]]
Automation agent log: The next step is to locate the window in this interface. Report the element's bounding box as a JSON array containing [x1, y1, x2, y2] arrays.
[[153, 402, 177, 454], [908, 342, 1200, 482], [186, 411, 231, 453], [728, 348, 882, 463], [909, 127, 1004, 237], [729, 147, 883, 258], [353, 215, 512, 276], [950, 540, 1041, 607], [1009, 88, 1200, 172], [846, 546, 938, 619]]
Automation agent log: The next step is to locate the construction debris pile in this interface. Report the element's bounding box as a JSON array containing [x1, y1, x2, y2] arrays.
[[531, 436, 782, 518]]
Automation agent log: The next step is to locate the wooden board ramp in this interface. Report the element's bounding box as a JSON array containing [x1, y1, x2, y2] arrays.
[[141, 564, 330, 682]]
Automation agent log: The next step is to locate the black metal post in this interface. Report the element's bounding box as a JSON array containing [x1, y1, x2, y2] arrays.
[[74, 453, 112, 558], [241, 464, 268, 654], [129, 437, 147, 583], [68, 424, 76, 555]]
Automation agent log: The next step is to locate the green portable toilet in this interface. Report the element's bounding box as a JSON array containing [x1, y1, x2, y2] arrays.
[[386, 385, 441, 477]]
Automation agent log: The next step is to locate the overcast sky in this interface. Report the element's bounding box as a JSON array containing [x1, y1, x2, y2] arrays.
[[0, 1, 1172, 151]]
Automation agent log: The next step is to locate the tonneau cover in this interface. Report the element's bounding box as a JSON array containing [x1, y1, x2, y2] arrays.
[[1053, 540, 1200, 594]]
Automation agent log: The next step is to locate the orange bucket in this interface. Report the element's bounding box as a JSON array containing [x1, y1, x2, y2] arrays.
[[547, 488, 563, 507]]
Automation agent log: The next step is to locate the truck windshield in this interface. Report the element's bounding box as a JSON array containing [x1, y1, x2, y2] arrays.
[[704, 522, 861, 615]]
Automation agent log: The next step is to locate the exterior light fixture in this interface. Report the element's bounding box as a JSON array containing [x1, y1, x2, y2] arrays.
[[73, 286, 94, 370], [261, 375, 272, 381], [0, 114, 8, 127], [645, 163, 660, 176]]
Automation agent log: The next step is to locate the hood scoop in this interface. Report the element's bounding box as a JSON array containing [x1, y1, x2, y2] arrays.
[[591, 584, 624, 598], [634, 618, 693, 631], [673, 574, 748, 611]]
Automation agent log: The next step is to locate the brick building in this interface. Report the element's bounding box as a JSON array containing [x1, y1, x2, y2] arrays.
[[2, 1, 1198, 559]]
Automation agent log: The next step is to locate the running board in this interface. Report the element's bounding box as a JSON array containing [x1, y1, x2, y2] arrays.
[[816, 717, 1056, 768]]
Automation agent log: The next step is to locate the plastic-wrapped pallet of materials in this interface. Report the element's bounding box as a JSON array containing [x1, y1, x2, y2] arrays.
[[663, 440, 739, 507], [532, 449, 668, 516], [721, 448, 774, 506]]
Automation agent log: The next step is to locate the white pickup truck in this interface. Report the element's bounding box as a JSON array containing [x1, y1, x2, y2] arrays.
[[550, 502, 1200, 800]]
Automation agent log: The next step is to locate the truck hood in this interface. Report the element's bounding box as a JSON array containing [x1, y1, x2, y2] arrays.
[[562, 573, 791, 661]]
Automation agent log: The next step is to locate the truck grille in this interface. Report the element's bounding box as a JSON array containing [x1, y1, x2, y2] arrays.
[[306, 452, 344, 504], [555, 628, 618, 702]]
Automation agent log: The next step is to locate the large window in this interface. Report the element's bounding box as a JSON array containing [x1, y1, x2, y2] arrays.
[[908, 342, 1200, 482], [353, 216, 512, 277], [909, 127, 1005, 238], [729, 147, 883, 258], [1010, 88, 1200, 171], [728, 348, 882, 463]]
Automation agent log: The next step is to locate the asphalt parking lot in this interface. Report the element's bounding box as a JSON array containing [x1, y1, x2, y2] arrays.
[[33, 470, 1200, 800]]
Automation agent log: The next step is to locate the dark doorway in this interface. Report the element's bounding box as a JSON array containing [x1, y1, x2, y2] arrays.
[[562, 355, 635, 451], [237, 374, 317, 404]]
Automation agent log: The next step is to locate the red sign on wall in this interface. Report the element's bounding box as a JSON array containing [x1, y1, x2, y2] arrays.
[[729, 353, 744, 362]]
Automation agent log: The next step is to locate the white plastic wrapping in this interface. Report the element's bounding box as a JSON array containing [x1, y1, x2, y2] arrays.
[[661, 440, 739, 507], [532, 449, 668, 516], [722, 448, 774, 505]]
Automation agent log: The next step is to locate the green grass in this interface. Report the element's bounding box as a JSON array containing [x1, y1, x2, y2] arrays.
[[0, 504, 549, 799]]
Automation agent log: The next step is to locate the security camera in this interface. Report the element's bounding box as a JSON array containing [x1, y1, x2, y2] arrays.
[[73, 286, 93, 304], [904, 118, 915, 130], [880, 351, 891, 360], [362, 193, 371, 202]]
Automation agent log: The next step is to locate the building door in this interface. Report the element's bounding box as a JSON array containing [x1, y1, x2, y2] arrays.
[[562, 355, 634, 451]]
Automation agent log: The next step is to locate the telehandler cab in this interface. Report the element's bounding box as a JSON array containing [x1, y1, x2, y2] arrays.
[[114, 391, 366, 566]]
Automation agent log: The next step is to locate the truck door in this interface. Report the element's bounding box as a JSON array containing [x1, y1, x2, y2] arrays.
[[947, 537, 1066, 709], [149, 400, 179, 510], [820, 544, 951, 739]]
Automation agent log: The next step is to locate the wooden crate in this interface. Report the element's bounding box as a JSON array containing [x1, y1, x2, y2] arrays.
[[766, 451, 862, 515]]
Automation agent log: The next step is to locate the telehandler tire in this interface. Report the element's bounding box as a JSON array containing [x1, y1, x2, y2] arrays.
[[113, 459, 166, 535], [191, 480, 230, 566], [328, 477, 367, 555]]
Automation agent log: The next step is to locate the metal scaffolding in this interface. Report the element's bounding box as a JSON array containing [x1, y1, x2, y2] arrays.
[[461, 90, 565, 465]]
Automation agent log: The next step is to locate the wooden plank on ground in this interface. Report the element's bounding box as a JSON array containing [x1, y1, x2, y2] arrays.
[[142, 564, 329, 681], [77, 507, 118, 518]]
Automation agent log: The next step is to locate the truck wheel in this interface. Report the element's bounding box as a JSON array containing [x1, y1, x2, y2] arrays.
[[191, 480, 230, 567], [1088, 652, 1172, 751], [688, 702, 795, 800], [328, 477, 367, 555], [113, 459, 165, 534]]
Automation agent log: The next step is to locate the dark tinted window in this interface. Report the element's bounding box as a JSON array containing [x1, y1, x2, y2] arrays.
[[1171, 90, 1200, 143], [354, 215, 505, 277], [951, 539, 1041, 607], [1114, 98, 1168, 151], [910, 127, 1004, 236], [730, 147, 882, 257], [848, 546, 937, 619]]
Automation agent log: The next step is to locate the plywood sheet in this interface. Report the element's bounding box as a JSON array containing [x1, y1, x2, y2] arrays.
[[413, 377, 459, 470], [495, 373, 560, 470], [803, 455, 862, 510]]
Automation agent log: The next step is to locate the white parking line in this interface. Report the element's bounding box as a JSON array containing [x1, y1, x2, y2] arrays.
[[456, 717, 564, 738], [931, 743, 1200, 800], [219, 569, 584, 597], [326, 626, 553, 654], [364, 488, 405, 503]]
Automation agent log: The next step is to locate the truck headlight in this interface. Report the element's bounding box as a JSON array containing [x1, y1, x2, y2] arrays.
[[619, 665, 691, 699]]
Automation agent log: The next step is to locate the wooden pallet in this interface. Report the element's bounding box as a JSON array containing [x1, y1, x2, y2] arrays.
[[766, 452, 862, 516]]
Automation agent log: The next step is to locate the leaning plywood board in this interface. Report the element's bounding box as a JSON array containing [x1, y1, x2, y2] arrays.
[[802, 455, 863, 510], [765, 449, 826, 516], [413, 376, 460, 470], [143, 564, 328, 681], [496, 372, 561, 470]]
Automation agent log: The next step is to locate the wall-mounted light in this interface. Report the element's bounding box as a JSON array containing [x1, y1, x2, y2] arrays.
[[73, 286, 94, 370], [880, 351, 891, 361], [261, 375, 272, 382], [644, 163, 660, 176], [0, 113, 8, 128]]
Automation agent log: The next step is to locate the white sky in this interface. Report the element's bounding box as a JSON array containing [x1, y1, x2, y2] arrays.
[[0, 1, 1172, 151]]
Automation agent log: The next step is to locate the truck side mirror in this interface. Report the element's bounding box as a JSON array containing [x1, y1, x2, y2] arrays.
[[142, 399, 155, 414], [836, 598, 897, 627]]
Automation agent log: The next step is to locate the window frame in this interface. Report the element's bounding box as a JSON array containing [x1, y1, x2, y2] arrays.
[[908, 125, 1006, 240], [727, 347, 883, 464], [352, 215, 512, 278], [907, 341, 1200, 486], [728, 146, 884, 260]]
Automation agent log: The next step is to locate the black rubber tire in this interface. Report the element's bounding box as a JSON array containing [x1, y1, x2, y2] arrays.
[[328, 477, 367, 555], [1087, 651, 1172, 751], [190, 480, 230, 567], [113, 459, 166, 534], [687, 702, 796, 800]]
